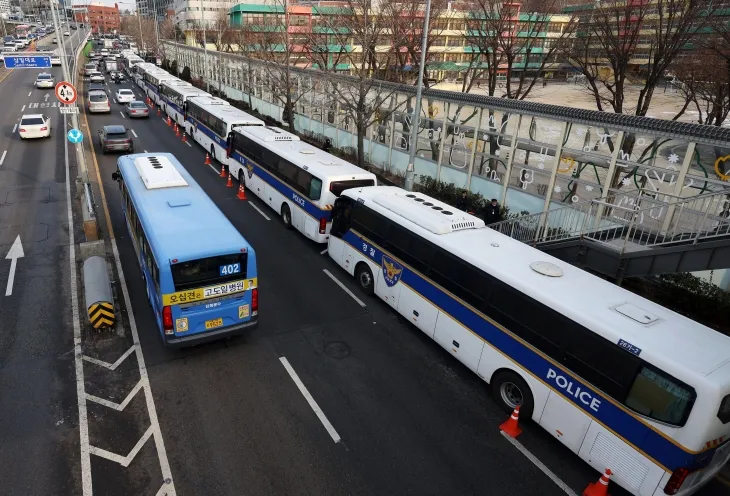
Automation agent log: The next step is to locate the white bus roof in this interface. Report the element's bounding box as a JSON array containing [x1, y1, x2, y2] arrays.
[[344, 186, 730, 382], [188, 95, 231, 107], [162, 84, 210, 98], [188, 96, 263, 125], [242, 126, 377, 181]]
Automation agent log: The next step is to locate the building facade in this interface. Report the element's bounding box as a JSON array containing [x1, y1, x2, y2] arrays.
[[173, 0, 237, 30], [73, 3, 121, 33]]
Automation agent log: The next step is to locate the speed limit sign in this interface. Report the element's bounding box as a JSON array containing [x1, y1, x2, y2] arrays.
[[55, 81, 78, 105]]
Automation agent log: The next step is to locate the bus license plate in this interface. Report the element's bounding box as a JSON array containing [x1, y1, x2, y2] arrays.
[[205, 318, 223, 330]]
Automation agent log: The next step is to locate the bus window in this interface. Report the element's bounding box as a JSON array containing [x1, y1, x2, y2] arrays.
[[331, 197, 353, 237], [309, 177, 322, 201], [329, 179, 375, 197], [172, 253, 248, 291], [625, 366, 695, 426]]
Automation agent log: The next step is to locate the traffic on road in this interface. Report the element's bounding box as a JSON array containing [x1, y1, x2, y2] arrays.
[[0, 24, 728, 496]]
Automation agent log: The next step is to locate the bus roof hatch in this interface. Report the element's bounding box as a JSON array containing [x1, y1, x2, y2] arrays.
[[134, 155, 189, 190]]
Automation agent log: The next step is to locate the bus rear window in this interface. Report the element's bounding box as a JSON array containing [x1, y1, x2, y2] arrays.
[[625, 366, 696, 426], [329, 179, 375, 197], [171, 253, 248, 291]]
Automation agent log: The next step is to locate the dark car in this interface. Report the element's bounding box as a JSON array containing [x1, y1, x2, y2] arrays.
[[125, 101, 149, 118], [88, 82, 105, 93], [98, 125, 133, 154]]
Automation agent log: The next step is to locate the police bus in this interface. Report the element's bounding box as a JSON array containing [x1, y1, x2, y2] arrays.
[[121, 52, 144, 76], [327, 185, 730, 496], [160, 82, 210, 126], [228, 126, 377, 243], [111, 153, 259, 346], [143, 70, 181, 105], [132, 62, 159, 89], [184, 96, 263, 164]]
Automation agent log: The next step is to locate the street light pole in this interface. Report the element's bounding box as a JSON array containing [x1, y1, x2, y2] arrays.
[[404, 0, 432, 192], [200, 0, 209, 92]]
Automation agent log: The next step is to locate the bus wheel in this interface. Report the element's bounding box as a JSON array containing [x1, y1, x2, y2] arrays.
[[281, 204, 293, 229], [355, 263, 374, 295], [492, 370, 534, 420], [210, 146, 216, 163], [238, 170, 245, 186]]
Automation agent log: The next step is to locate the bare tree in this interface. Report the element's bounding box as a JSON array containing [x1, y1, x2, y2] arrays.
[[233, 24, 261, 110], [464, 0, 577, 99], [211, 9, 235, 53], [672, 50, 730, 126], [304, 0, 407, 167]]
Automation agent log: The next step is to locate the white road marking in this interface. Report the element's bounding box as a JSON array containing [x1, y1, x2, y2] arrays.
[[279, 357, 341, 443], [500, 432, 579, 496], [185, 141, 192, 147], [207, 163, 219, 175], [86, 379, 145, 411], [12, 124, 17, 133], [0, 150, 6, 165], [322, 269, 366, 307], [320, 248, 328, 255], [113, 99, 117, 104], [21, 104, 25, 112], [119, 111, 125, 119], [143, 150, 148, 153], [4, 235, 24, 296], [130, 129, 138, 138], [28, 91, 32, 97], [64, 112, 93, 495], [248, 201, 271, 221], [109, 238, 177, 492], [82, 345, 136, 370], [89, 425, 154, 468]]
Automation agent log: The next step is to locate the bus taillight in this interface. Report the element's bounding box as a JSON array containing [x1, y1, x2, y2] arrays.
[[319, 217, 326, 234], [664, 468, 689, 494], [162, 306, 173, 335], [252, 288, 258, 316]]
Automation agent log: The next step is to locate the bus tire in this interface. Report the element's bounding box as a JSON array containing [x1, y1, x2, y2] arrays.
[[491, 370, 534, 420], [210, 146, 216, 163], [355, 263, 374, 295], [238, 170, 245, 186], [281, 204, 293, 229]]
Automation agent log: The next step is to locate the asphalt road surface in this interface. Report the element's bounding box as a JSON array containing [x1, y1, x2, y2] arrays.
[[76, 72, 730, 496], [0, 28, 88, 496]]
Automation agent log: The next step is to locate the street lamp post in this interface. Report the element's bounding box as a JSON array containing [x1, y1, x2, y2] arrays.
[[404, 0, 432, 192], [200, 0, 209, 92]]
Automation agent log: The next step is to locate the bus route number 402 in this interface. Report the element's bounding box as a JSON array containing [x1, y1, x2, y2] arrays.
[[219, 263, 241, 276]]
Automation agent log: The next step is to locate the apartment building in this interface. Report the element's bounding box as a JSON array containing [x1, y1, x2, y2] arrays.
[[72, 3, 121, 33], [173, 0, 237, 29]]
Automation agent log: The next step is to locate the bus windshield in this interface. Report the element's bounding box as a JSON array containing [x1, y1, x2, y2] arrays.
[[171, 253, 248, 291]]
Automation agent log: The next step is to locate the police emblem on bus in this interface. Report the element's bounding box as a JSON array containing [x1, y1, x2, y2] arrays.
[[381, 256, 403, 287], [246, 163, 254, 179]]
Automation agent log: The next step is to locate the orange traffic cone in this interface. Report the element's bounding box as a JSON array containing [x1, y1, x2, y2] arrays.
[[583, 469, 612, 496], [174, 124, 180, 136], [182, 132, 187, 143], [226, 173, 233, 188], [205, 153, 211, 165], [499, 405, 522, 438], [219, 164, 226, 178], [157, 107, 161, 116], [237, 183, 247, 200], [166, 116, 172, 126]]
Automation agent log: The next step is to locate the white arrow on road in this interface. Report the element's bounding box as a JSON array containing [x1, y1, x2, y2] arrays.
[[5, 235, 24, 296], [44, 93, 50, 102]]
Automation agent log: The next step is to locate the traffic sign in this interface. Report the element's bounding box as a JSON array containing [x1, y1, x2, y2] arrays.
[[55, 81, 78, 105], [67, 129, 83, 144], [60, 106, 79, 114], [4, 54, 51, 69]]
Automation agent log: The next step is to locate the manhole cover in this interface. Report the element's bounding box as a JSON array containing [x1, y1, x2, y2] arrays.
[[324, 342, 350, 359]]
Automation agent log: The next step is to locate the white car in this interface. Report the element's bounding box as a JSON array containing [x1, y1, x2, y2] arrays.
[[52, 38, 58, 44], [89, 71, 104, 83], [14, 40, 25, 48], [19, 114, 51, 139], [115, 89, 135, 104], [35, 73, 55, 88], [50, 55, 61, 66], [64, 31, 70, 36]]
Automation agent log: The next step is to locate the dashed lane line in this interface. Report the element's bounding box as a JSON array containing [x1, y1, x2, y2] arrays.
[[0, 150, 6, 165], [120, 111, 125, 119], [131, 129, 138, 138], [21, 104, 26, 112], [12, 124, 17, 133], [322, 269, 366, 308], [247, 201, 271, 221]]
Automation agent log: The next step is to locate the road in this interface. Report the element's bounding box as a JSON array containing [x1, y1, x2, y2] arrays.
[[0, 28, 88, 496], [78, 71, 730, 495]]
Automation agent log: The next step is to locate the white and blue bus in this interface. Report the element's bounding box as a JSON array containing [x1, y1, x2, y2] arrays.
[[183, 96, 263, 163], [111, 153, 259, 346], [327, 186, 730, 496], [159, 82, 209, 125], [228, 125, 377, 243], [133, 62, 159, 89], [143, 70, 181, 105]]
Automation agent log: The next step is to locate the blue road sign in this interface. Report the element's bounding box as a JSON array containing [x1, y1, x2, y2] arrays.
[[4, 54, 51, 69], [67, 129, 83, 144]]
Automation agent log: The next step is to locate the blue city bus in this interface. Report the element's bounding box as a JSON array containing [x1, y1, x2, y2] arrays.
[[112, 153, 258, 346]]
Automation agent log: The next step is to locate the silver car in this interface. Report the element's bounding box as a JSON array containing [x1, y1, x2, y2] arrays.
[[35, 72, 55, 88], [84, 63, 97, 77], [87, 90, 110, 113]]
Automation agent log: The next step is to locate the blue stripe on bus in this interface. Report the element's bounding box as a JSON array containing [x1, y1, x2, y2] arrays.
[[145, 81, 159, 96], [231, 150, 331, 221], [186, 116, 227, 148], [342, 229, 717, 472], [162, 97, 181, 114]]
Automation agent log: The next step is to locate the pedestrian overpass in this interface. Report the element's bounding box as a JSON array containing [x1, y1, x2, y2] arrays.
[[490, 189, 730, 281]]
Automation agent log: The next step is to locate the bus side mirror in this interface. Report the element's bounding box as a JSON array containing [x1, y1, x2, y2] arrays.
[[111, 172, 119, 181]]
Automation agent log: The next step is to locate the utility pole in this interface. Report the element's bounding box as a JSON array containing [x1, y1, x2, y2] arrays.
[[404, 0, 432, 192], [200, 0, 208, 92], [49, 0, 89, 183]]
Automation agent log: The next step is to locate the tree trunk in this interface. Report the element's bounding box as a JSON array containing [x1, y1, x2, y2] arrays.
[[356, 113, 366, 168]]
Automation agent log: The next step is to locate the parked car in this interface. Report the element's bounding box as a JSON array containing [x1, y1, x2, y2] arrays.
[[98, 125, 133, 154], [115, 88, 134, 104], [125, 101, 149, 118], [87, 90, 111, 113], [35, 73, 55, 89], [19, 114, 51, 139], [89, 71, 104, 83]]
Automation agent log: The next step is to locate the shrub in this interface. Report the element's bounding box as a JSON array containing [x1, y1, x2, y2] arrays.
[[180, 66, 191, 83], [416, 175, 511, 217]]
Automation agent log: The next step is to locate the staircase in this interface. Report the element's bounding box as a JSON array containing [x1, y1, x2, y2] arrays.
[[490, 190, 730, 280]]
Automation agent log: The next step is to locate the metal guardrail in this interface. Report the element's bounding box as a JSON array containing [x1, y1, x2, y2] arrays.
[[490, 189, 730, 255]]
